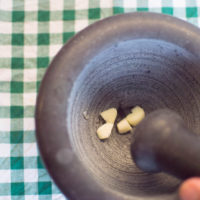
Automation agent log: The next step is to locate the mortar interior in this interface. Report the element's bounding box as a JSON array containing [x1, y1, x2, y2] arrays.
[[67, 39, 200, 199]]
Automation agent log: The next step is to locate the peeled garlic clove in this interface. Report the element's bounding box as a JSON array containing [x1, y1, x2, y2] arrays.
[[97, 123, 114, 140], [117, 118, 132, 134], [131, 106, 144, 114], [100, 108, 117, 123], [127, 106, 145, 126]]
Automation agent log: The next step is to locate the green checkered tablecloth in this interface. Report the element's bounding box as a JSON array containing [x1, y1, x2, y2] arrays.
[[0, 0, 199, 199]]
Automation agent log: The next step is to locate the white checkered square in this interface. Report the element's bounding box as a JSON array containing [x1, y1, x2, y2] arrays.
[[100, 0, 113, 8], [24, 22, 38, 34], [0, 119, 10, 132], [0, 197, 11, 200], [24, 169, 38, 182], [23, 93, 37, 106], [52, 194, 66, 200], [24, 0, 38, 11], [0, 144, 10, 157], [75, 19, 88, 32], [0, 46, 11, 58], [49, 45, 62, 57], [181, 16, 187, 21], [197, 0, 200, 7], [0, 93, 10, 106], [50, 21, 63, 33], [173, 0, 186, 7], [123, 0, 137, 8], [25, 196, 39, 200], [23, 143, 38, 157], [24, 46, 37, 58], [50, 0, 64, 10], [0, 22, 12, 34], [24, 69, 37, 82], [24, 118, 35, 131], [148, 0, 162, 8], [0, 170, 10, 183], [0, 69, 11, 81], [75, 0, 89, 9], [0, 0, 12, 11]]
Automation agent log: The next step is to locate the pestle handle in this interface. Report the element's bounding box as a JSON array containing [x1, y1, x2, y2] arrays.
[[131, 109, 200, 179]]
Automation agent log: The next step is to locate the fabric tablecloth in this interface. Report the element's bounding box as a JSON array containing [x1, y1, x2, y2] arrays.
[[0, 0, 199, 199]]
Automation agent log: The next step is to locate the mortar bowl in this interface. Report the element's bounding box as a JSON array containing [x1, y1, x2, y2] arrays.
[[36, 12, 200, 200]]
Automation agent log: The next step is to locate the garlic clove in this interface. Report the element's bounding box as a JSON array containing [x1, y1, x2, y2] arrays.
[[127, 106, 145, 126], [117, 118, 132, 134], [100, 108, 117, 123], [97, 123, 114, 139]]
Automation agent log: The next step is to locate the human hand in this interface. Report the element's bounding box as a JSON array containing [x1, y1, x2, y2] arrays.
[[179, 178, 200, 200]]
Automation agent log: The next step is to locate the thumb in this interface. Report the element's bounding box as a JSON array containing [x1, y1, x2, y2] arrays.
[[179, 178, 200, 200]]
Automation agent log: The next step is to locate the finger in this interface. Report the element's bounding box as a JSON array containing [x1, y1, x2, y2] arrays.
[[179, 178, 200, 200]]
